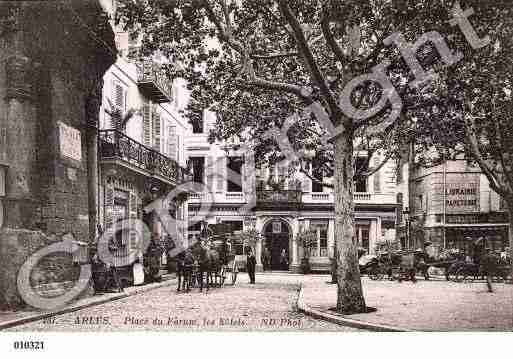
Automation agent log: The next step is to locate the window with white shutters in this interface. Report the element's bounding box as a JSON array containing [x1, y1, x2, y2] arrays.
[[167, 125, 177, 160], [112, 81, 126, 130], [152, 107, 161, 151], [142, 102, 151, 146], [373, 157, 381, 193]]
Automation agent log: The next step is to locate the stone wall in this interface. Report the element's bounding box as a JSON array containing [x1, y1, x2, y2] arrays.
[[0, 1, 116, 310]]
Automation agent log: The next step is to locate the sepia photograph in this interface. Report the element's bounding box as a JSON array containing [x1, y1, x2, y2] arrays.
[[0, 0, 512, 356]]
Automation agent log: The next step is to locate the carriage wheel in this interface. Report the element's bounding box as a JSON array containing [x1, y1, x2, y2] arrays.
[[230, 262, 238, 285], [454, 267, 472, 282]]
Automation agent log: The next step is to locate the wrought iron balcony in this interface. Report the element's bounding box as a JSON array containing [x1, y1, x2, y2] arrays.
[[136, 61, 172, 103], [256, 189, 302, 210], [99, 129, 190, 184]]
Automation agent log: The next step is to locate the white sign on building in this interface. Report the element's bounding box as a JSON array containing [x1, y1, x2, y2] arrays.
[[58, 121, 82, 162]]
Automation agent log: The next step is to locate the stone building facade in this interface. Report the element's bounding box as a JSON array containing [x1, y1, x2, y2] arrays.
[[186, 112, 399, 273], [96, 25, 191, 281], [396, 159, 510, 258], [0, 1, 116, 309]]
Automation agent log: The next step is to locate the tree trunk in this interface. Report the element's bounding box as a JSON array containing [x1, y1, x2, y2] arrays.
[[334, 130, 366, 314], [507, 200, 513, 281]]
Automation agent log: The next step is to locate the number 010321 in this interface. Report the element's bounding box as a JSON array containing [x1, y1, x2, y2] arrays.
[[13, 341, 44, 350]]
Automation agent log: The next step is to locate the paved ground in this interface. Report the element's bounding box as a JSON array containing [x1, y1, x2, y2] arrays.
[[302, 276, 513, 331], [5, 273, 361, 332]]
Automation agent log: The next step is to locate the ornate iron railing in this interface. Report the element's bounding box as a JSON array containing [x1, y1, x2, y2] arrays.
[[136, 61, 173, 102], [256, 190, 302, 205], [99, 129, 190, 184]]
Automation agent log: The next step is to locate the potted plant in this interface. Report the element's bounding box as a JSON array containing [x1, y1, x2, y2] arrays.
[[297, 229, 317, 274]]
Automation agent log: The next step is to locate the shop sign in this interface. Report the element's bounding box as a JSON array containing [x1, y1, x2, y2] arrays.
[[58, 122, 82, 162], [431, 173, 480, 213], [272, 221, 282, 233]]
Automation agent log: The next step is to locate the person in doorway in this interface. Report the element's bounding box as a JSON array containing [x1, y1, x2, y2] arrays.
[[279, 249, 288, 270], [247, 247, 256, 284], [261, 246, 270, 271]]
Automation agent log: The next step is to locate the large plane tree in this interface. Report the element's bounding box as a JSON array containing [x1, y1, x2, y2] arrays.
[[117, 0, 500, 312]]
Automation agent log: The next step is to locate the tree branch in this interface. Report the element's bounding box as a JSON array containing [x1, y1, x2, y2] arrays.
[[278, 0, 341, 121], [463, 114, 507, 197]]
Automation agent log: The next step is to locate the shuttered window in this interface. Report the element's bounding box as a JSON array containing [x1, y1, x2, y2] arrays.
[[216, 157, 225, 192], [373, 158, 381, 193], [152, 108, 161, 151], [206, 156, 214, 191], [167, 125, 177, 160], [142, 102, 151, 146], [112, 81, 126, 130]]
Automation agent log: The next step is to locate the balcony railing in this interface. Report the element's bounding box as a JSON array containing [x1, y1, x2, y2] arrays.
[[256, 189, 302, 209], [136, 61, 172, 103], [99, 129, 190, 184]]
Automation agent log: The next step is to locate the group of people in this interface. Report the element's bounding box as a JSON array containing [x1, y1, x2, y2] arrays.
[[261, 246, 289, 271]]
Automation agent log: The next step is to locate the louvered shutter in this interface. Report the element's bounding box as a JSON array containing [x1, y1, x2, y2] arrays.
[[112, 81, 125, 130], [152, 108, 161, 151], [206, 155, 214, 191], [142, 102, 151, 146], [167, 125, 177, 160], [216, 157, 225, 192], [373, 158, 381, 193], [104, 181, 115, 231]]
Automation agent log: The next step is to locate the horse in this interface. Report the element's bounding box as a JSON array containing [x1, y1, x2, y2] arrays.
[[191, 242, 223, 292], [176, 250, 194, 292]]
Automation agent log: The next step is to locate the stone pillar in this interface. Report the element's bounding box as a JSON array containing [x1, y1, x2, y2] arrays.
[[85, 79, 103, 241], [255, 216, 264, 272], [0, 1, 116, 310], [290, 217, 301, 273], [255, 237, 263, 272], [2, 50, 40, 229], [328, 218, 335, 258]]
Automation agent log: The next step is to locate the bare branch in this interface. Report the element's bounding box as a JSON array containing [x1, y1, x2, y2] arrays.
[[463, 114, 507, 197], [278, 0, 340, 120], [299, 164, 334, 189]]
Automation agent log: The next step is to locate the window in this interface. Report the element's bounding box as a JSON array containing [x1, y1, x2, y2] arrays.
[[311, 167, 324, 193], [109, 80, 126, 130], [192, 117, 204, 134], [113, 190, 129, 248], [167, 125, 177, 160], [227, 156, 243, 192], [373, 158, 381, 193], [355, 223, 370, 252], [354, 157, 368, 192], [190, 157, 205, 184], [222, 221, 243, 255], [310, 220, 328, 257], [396, 163, 403, 184]]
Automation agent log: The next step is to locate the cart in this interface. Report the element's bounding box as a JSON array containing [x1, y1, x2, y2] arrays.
[[211, 235, 238, 286]]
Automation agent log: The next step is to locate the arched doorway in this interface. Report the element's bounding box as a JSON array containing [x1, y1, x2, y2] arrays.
[[263, 219, 290, 270]]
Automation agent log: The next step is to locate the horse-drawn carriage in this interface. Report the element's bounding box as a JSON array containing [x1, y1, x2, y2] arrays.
[[177, 232, 239, 292], [361, 250, 430, 282]]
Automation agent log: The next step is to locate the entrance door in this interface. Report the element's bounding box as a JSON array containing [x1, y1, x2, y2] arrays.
[[264, 220, 290, 270]]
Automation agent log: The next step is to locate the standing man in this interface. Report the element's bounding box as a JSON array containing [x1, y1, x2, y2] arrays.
[[481, 248, 495, 293], [247, 247, 256, 284]]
